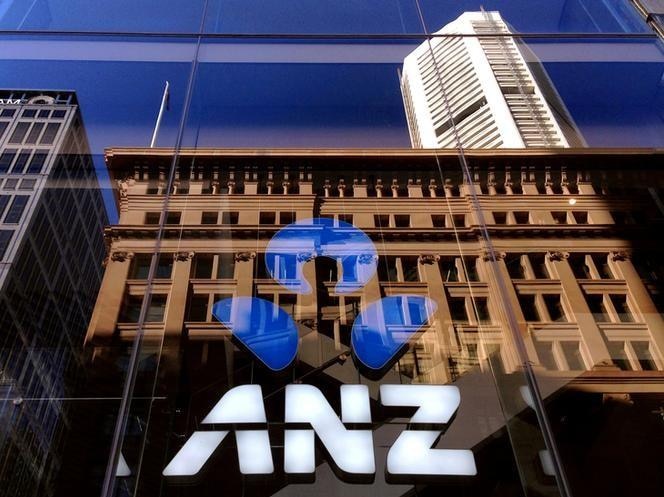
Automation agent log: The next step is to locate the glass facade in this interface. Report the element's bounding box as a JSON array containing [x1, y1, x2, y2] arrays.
[[1, 2, 663, 497]]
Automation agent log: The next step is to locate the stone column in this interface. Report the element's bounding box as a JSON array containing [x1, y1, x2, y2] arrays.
[[610, 251, 664, 360], [477, 251, 537, 371], [164, 251, 194, 338], [418, 254, 453, 383], [85, 251, 134, 343], [545, 251, 612, 367]]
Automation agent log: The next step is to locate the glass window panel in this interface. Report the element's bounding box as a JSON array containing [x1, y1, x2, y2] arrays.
[[201, 211, 218, 224], [3, 195, 28, 223], [8, 122, 29, 143], [217, 254, 235, 279], [38, 122, 60, 145], [518, 294, 540, 322], [146, 294, 167, 322], [187, 294, 209, 322], [561, 341, 585, 370], [607, 341, 632, 370], [543, 294, 567, 322], [193, 254, 214, 279], [632, 341, 658, 371], [25, 122, 44, 143], [9, 151, 30, 174], [534, 340, 557, 370], [0, 229, 13, 259], [610, 294, 634, 322]]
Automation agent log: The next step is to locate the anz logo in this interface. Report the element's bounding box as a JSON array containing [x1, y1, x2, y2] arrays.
[[163, 218, 477, 481]]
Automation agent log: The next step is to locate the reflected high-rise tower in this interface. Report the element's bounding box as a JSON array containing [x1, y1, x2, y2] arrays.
[[401, 11, 584, 149], [0, 91, 108, 496]]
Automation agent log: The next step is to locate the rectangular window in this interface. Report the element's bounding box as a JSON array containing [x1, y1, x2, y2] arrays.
[[3, 195, 28, 223], [26, 151, 47, 174], [505, 254, 526, 279], [534, 341, 557, 370], [551, 211, 567, 224], [448, 297, 469, 324], [220, 211, 239, 225], [374, 214, 389, 228], [452, 214, 465, 227], [561, 341, 585, 370], [0, 150, 17, 173], [217, 253, 235, 279], [513, 211, 529, 224], [187, 294, 209, 322], [10, 151, 30, 174], [25, 122, 44, 143], [0, 121, 8, 139], [463, 257, 480, 281], [165, 211, 181, 224], [543, 295, 567, 322], [568, 254, 591, 279], [474, 297, 491, 324], [39, 122, 60, 144], [22, 109, 37, 118], [394, 215, 410, 228], [130, 254, 152, 279], [145, 212, 161, 225], [401, 256, 420, 282], [493, 212, 507, 224], [0, 230, 13, 259], [439, 257, 459, 282], [0, 195, 9, 219], [632, 341, 658, 371], [52, 110, 66, 118], [530, 254, 549, 279], [201, 212, 218, 224], [259, 212, 276, 225], [431, 214, 445, 228], [572, 211, 588, 224], [338, 213, 353, 225], [156, 254, 173, 279], [592, 254, 613, 279], [193, 254, 214, 279], [518, 294, 540, 321], [610, 294, 633, 322], [19, 179, 36, 190], [377, 256, 398, 282], [607, 341, 632, 371], [279, 294, 297, 316], [146, 294, 167, 322], [280, 211, 296, 225], [38, 109, 50, 118], [0, 109, 15, 117], [585, 294, 610, 322], [119, 294, 143, 323], [8, 122, 30, 143]]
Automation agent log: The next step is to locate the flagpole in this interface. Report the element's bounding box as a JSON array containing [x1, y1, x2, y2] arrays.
[[150, 81, 170, 148]]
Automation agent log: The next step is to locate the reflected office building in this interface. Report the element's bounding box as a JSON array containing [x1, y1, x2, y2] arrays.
[[86, 147, 664, 496], [0, 91, 108, 495], [401, 11, 585, 149]]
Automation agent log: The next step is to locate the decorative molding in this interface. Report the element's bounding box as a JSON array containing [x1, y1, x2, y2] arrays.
[[297, 252, 317, 263], [418, 254, 440, 265], [358, 253, 378, 265], [110, 251, 134, 263], [547, 251, 569, 262], [234, 251, 256, 262], [174, 251, 195, 262], [481, 250, 506, 261], [610, 251, 631, 262]]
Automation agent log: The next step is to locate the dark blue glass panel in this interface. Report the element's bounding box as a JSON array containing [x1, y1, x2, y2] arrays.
[[0, 0, 206, 33], [204, 0, 424, 34]]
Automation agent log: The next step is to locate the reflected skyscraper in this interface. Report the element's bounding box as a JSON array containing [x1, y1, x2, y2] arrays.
[[401, 11, 584, 148], [0, 91, 107, 496]]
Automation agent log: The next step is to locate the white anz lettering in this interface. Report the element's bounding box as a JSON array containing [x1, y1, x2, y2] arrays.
[[162, 384, 477, 479]]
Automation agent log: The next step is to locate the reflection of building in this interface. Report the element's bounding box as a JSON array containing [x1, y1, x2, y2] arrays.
[[401, 11, 584, 149], [89, 148, 664, 495], [0, 91, 108, 496]]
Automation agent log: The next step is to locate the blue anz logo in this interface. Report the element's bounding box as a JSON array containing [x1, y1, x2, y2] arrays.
[[212, 217, 437, 376]]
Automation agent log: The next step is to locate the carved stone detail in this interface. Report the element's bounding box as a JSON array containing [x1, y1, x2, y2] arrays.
[[297, 252, 317, 263], [110, 251, 134, 263], [547, 251, 570, 262], [174, 251, 194, 262], [358, 253, 378, 265], [234, 251, 256, 262], [481, 250, 506, 261], [610, 251, 631, 262], [418, 254, 440, 265]]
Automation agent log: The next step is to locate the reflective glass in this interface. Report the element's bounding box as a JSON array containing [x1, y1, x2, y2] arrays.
[[203, 0, 424, 34], [0, 0, 207, 33]]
